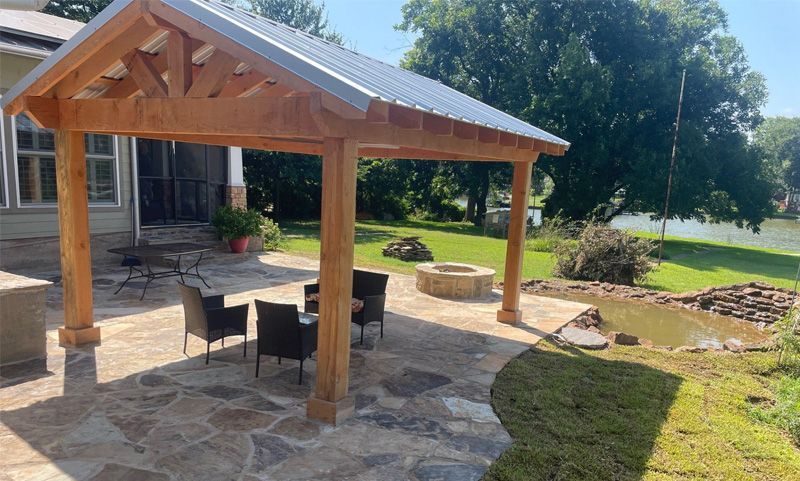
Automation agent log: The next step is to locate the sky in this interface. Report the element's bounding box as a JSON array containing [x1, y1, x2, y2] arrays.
[[323, 0, 799, 118]]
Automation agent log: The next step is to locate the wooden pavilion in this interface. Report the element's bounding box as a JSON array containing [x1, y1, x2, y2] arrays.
[[1, 0, 568, 424]]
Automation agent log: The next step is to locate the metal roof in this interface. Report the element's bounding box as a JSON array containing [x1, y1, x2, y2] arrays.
[[1, 0, 568, 148], [166, 0, 568, 146]]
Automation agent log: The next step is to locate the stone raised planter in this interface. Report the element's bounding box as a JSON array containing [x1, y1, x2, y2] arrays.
[[0, 271, 53, 366], [416, 262, 495, 299]]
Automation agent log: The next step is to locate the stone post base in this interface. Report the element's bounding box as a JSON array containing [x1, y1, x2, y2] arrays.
[[307, 395, 355, 425], [58, 326, 101, 346], [496, 309, 522, 325]]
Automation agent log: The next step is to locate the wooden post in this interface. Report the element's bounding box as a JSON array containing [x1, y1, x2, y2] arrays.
[[497, 160, 534, 325], [55, 130, 100, 346], [307, 137, 358, 425]]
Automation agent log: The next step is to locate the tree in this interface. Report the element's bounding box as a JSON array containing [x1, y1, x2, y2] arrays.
[[43, 0, 113, 22], [755, 117, 800, 196], [397, 0, 774, 231], [236, 0, 342, 216]]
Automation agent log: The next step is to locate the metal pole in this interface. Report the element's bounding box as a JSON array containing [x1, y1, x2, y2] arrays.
[[657, 69, 687, 265]]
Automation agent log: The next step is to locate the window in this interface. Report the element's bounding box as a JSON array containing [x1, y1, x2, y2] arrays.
[[138, 138, 227, 226], [14, 113, 118, 206]]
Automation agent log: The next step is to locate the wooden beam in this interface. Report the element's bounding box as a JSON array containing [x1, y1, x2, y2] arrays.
[[56, 97, 321, 137], [321, 112, 539, 162], [478, 126, 499, 144], [499, 131, 518, 147], [186, 49, 240, 98], [388, 104, 422, 129], [54, 130, 100, 346], [366, 101, 389, 123], [517, 136, 533, 150], [167, 31, 193, 97], [115, 131, 323, 154], [453, 121, 479, 140], [532, 138, 547, 152], [497, 160, 536, 325], [545, 142, 561, 155], [102, 38, 205, 99], [23, 96, 60, 129], [422, 112, 454, 136], [307, 137, 358, 425], [52, 18, 159, 100], [122, 49, 168, 98], [255, 83, 294, 98], [3, 0, 144, 115], [218, 70, 269, 97]]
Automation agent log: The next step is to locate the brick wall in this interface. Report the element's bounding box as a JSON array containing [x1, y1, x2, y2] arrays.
[[226, 185, 247, 209]]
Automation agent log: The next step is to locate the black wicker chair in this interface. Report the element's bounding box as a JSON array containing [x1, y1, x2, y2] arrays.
[[304, 269, 388, 344], [178, 282, 249, 364], [254, 300, 318, 384]]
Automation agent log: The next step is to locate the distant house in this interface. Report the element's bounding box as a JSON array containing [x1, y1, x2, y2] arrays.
[[0, 10, 248, 270]]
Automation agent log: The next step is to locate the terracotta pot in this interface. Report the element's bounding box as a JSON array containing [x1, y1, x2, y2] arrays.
[[228, 237, 250, 253]]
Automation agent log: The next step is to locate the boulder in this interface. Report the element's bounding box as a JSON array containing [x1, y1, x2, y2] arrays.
[[638, 338, 655, 348], [606, 331, 640, 346], [722, 338, 746, 353], [559, 327, 609, 350]]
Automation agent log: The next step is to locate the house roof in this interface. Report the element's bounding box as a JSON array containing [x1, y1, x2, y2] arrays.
[[0, 9, 84, 42], [1, 0, 568, 150]]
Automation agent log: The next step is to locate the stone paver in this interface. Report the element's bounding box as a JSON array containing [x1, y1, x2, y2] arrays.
[[0, 252, 589, 480]]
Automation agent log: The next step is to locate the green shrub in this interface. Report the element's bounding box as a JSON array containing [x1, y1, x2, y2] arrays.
[[260, 217, 283, 251], [553, 223, 654, 285], [211, 205, 265, 240], [525, 216, 572, 253]]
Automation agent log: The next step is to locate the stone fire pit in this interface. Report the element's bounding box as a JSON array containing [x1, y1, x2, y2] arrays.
[[415, 262, 495, 299]]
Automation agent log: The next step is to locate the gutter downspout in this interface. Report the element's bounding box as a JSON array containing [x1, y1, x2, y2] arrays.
[[130, 137, 140, 246]]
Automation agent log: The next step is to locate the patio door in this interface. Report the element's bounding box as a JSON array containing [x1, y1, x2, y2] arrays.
[[137, 139, 227, 226]]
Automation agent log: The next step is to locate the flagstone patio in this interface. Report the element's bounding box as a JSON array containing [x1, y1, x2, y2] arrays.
[[0, 252, 590, 481]]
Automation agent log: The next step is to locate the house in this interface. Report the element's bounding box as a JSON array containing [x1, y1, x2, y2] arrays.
[[0, 9, 248, 271]]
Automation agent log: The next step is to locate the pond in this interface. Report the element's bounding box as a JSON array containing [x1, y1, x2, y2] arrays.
[[538, 291, 769, 348], [610, 214, 800, 252]]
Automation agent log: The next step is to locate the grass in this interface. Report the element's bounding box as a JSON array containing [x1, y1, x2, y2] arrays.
[[280, 219, 799, 293], [484, 342, 800, 481]]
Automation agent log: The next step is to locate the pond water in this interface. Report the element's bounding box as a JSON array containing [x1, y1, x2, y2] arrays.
[[538, 291, 768, 348], [611, 214, 800, 252]]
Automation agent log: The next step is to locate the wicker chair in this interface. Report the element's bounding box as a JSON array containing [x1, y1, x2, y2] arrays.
[[304, 269, 388, 344], [178, 282, 249, 364], [254, 300, 318, 384]]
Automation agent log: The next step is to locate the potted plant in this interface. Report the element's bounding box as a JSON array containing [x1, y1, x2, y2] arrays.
[[211, 205, 264, 253]]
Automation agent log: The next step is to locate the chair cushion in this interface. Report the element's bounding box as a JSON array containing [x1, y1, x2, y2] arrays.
[[304, 293, 364, 313]]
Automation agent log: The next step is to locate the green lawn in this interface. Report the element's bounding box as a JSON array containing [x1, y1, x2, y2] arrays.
[[484, 342, 800, 481], [280, 219, 799, 293]]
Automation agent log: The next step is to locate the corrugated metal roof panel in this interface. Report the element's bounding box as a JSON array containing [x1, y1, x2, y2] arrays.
[[164, 0, 568, 146]]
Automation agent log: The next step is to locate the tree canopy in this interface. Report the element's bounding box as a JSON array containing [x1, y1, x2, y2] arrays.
[[397, 0, 775, 231], [43, 0, 113, 23], [755, 117, 800, 197]]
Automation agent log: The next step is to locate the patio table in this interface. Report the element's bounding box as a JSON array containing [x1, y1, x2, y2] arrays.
[[108, 243, 213, 300]]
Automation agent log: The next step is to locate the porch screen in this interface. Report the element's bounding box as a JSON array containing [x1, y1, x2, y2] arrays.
[[137, 139, 227, 226]]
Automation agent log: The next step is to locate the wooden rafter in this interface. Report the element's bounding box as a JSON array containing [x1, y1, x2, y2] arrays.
[[103, 37, 205, 99], [167, 31, 193, 97], [185, 49, 240, 98], [52, 18, 159, 100], [218, 70, 270, 97], [122, 49, 168, 98]]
